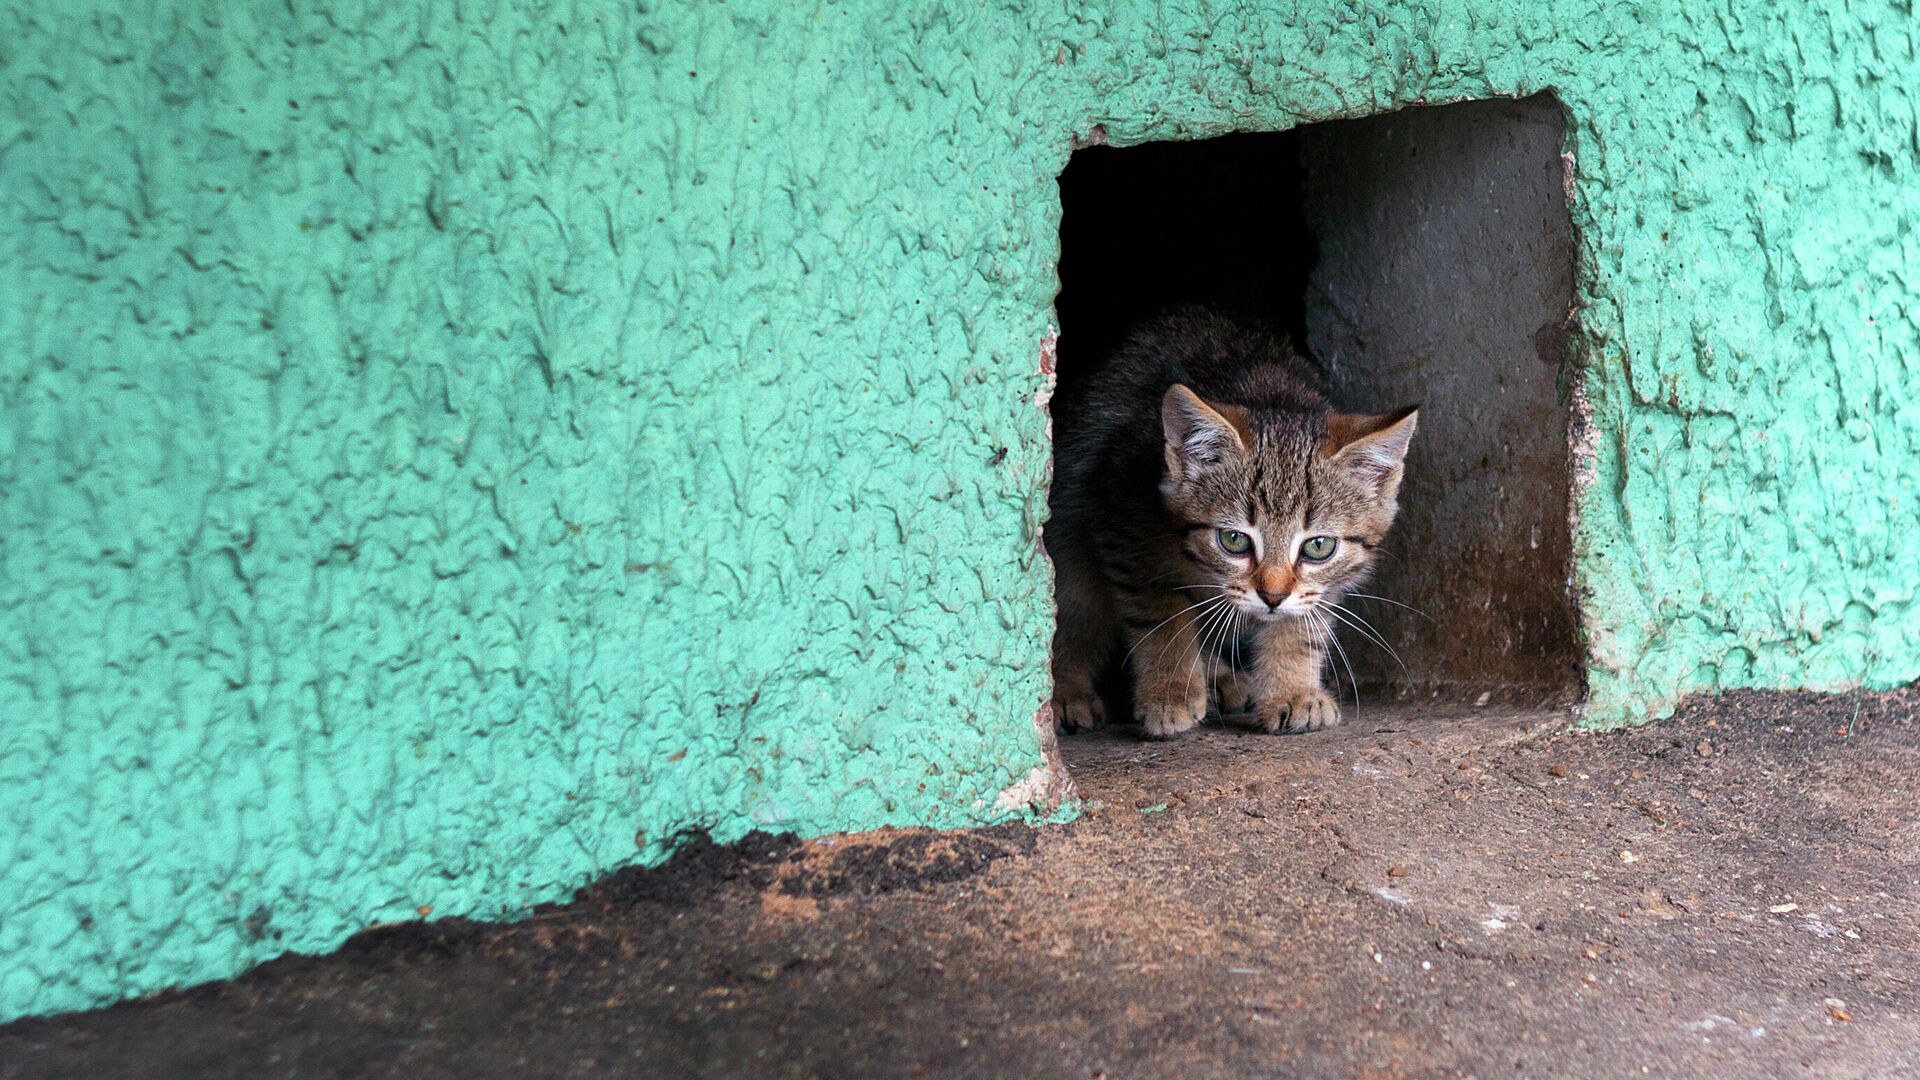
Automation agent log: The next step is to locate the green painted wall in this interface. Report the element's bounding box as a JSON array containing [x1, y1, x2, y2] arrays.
[[2, 0, 1915, 1021]]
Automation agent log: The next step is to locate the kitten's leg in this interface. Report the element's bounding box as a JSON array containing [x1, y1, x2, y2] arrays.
[[1049, 546, 1113, 733], [1051, 625, 1109, 734], [1249, 618, 1340, 733], [1211, 659, 1254, 715], [1121, 601, 1211, 739]]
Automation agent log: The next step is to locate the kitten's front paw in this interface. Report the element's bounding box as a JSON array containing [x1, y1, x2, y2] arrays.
[[1255, 687, 1341, 734], [1137, 692, 1206, 740], [1053, 690, 1107, 734]]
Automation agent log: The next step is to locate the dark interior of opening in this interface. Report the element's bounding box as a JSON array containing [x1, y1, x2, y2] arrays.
[[1054, 130, 1317, 405], [1054, 95, 1583, 710]]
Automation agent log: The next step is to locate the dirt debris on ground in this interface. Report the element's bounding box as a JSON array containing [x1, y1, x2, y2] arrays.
[[4, 687, 1920, 1079]]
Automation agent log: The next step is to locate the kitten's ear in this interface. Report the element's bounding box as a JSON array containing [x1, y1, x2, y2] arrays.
[[1324, 406, 1419, 494], [1162, 385, 1249, 478]]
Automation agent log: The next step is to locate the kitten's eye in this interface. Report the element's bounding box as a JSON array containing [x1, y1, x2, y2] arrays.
[[1217, 529, 1253, 556], [1300, 535, 1338, 562]]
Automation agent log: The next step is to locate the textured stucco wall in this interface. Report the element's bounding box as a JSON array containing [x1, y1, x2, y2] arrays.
[[3, 0, 1917, 1020]]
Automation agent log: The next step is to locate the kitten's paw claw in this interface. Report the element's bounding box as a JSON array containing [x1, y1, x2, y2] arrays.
[[1255, 688, 1341, 734], [1213, 670, 1254, 715], [1137, 697, 1205, 740], [1053, 692, 1106, 734]]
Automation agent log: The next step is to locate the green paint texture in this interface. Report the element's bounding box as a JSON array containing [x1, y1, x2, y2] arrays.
[[2, 0, 1916, 1021]]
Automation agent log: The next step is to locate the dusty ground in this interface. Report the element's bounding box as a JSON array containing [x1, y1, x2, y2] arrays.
[[5, 687, 1920, 1079]]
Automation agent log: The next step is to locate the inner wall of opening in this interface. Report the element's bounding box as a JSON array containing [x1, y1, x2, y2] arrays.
[[1054, 95, 1582, 707]]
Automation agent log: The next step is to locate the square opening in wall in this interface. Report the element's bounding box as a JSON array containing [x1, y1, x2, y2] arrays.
[[1050, 95, 1583, 730]]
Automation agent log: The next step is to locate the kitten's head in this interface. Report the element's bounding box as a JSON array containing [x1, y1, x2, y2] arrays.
[[1159, 384, 1417, 623]]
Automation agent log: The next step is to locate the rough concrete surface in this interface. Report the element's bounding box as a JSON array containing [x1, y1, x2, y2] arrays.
[[5, 686, 1917, 1079]]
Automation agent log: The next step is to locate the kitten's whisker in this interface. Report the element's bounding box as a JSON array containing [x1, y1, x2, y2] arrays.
[[1215, 605, 1238, 659], [1220, 608, 1242, 713], [1146, 596, 1230, 691], [1326, 602, 1412, 679], [1205, 595, 1236, 664], [1306, 613, 1337, 700], [1342, 592, 1434, 622], [1311, 610, 1360, 719], [1229, 609, 1242, 687], [1123, 595, 1229, 668], [1321, 603, 1411, 682], [1175, 595, 1236, 714], [1179, 607, 1212, 708], [1179, 599, 1235, 721], [1329, 619, 1361, 719], [1215, 611, 1237, 713]]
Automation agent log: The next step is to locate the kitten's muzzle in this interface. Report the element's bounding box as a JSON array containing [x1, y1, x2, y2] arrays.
[[1256, 589, 1289, 610]]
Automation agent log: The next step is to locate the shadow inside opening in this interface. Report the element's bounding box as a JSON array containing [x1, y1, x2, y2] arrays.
[[1052, 95, 1584, 722]]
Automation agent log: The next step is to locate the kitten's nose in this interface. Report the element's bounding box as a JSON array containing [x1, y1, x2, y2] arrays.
[[1257, 589, 1288, 609]]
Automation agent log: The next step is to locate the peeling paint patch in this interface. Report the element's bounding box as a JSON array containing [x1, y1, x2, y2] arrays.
[[993, 704, 1077, 815], [1034, 327, 1059, 411]]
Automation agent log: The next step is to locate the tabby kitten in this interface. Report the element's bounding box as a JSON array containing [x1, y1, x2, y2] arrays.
[[1047, 307, 1417, 739]]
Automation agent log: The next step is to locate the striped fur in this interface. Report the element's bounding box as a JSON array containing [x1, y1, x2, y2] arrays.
[[1047, 307, 1417, 739]]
